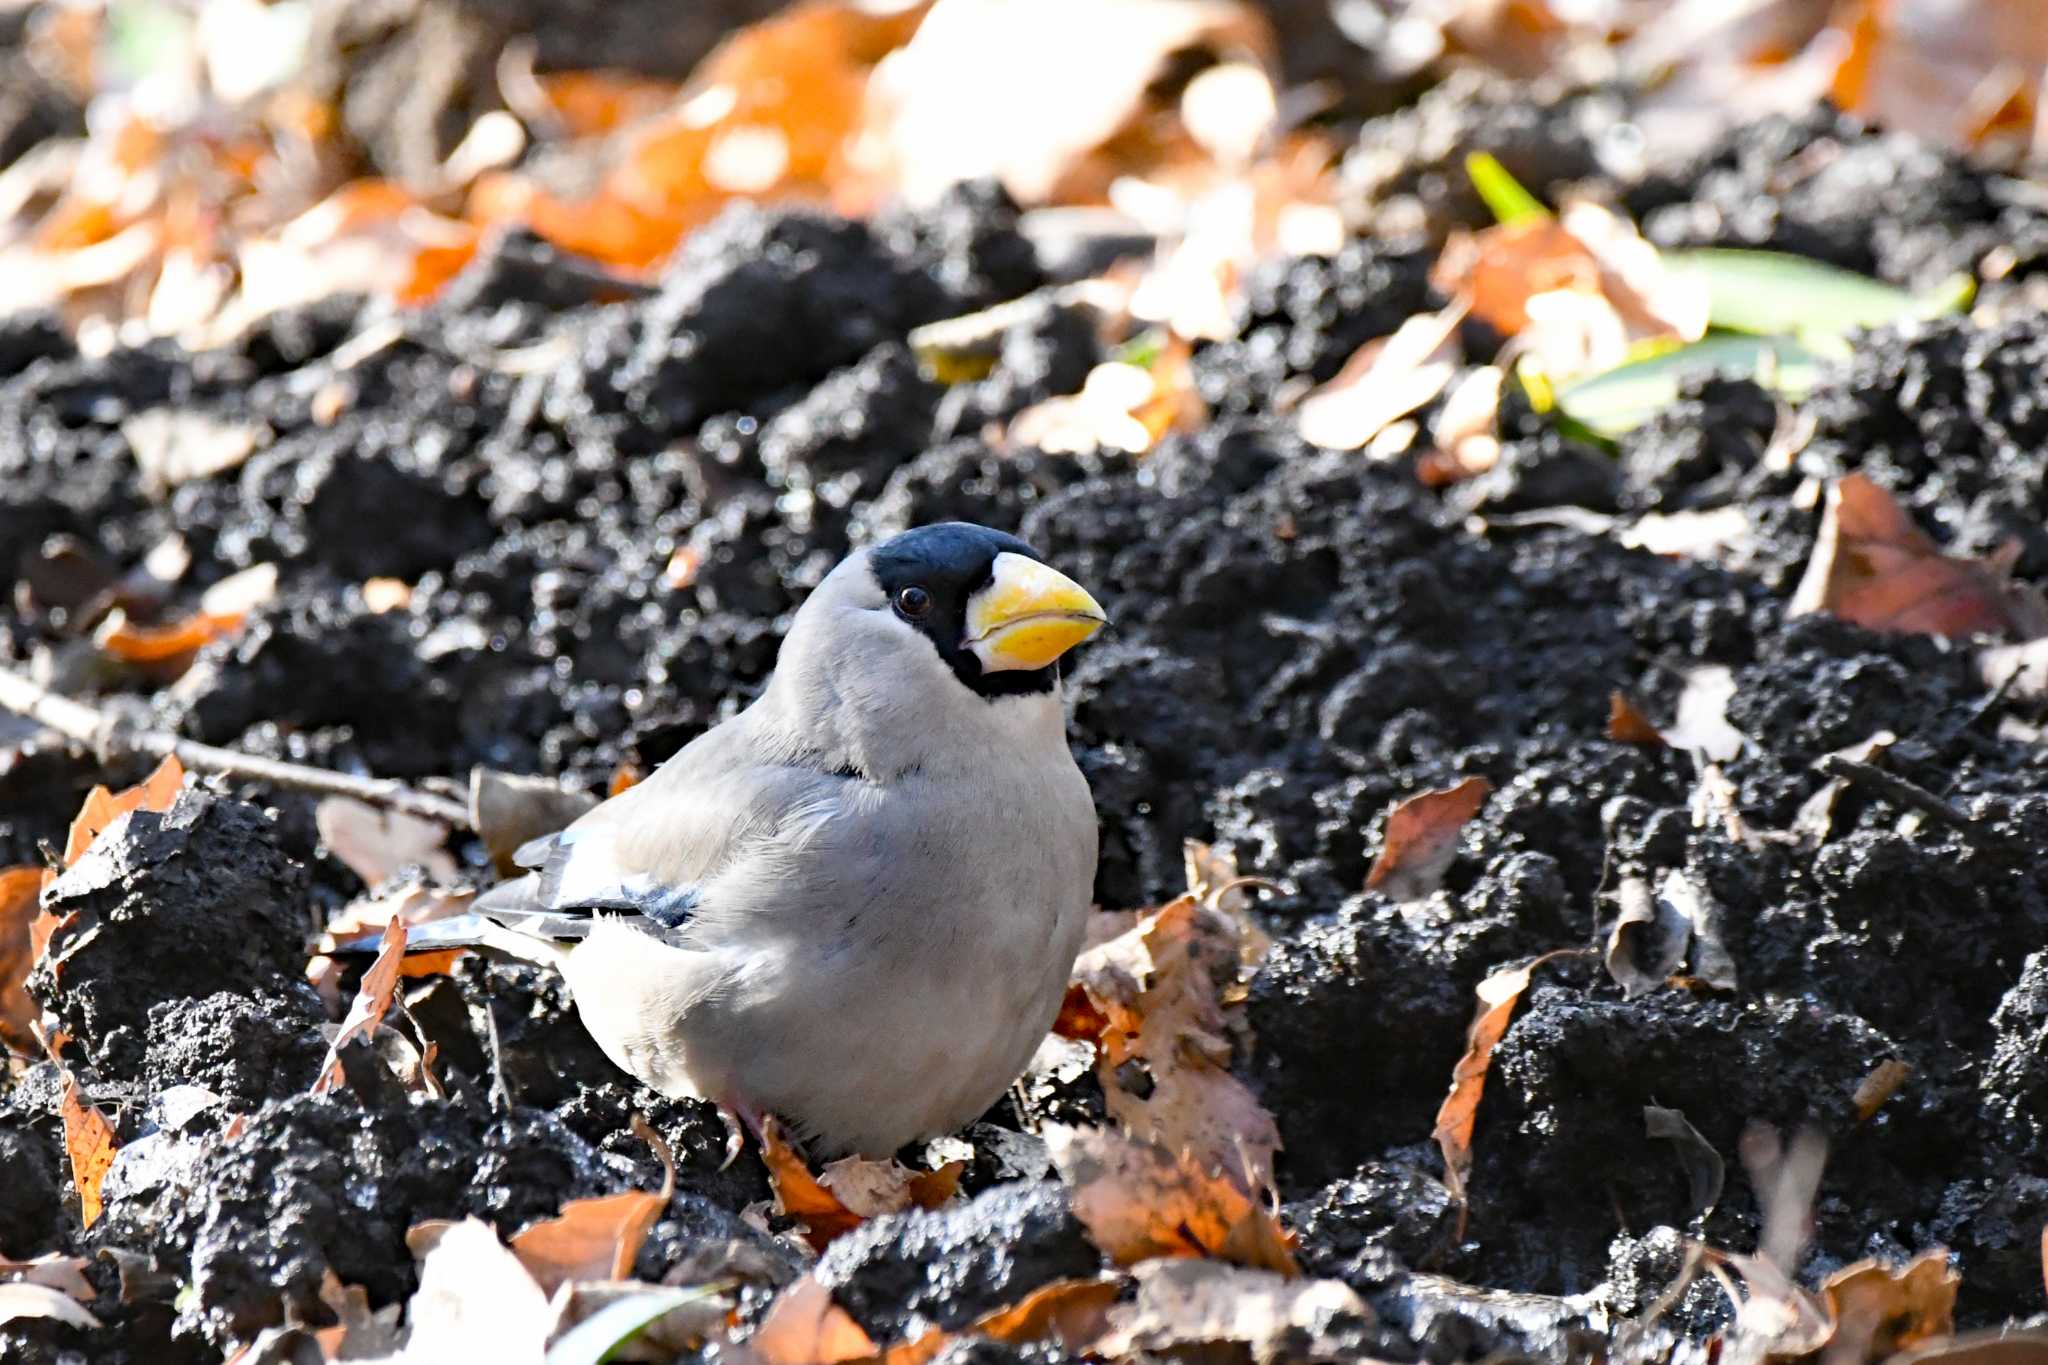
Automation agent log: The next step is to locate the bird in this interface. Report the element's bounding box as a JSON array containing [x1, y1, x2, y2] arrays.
[[422, 522, 1107, 1157]]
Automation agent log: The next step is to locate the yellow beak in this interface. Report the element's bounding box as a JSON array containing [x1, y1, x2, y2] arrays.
[[966, 552, 1108, 674]]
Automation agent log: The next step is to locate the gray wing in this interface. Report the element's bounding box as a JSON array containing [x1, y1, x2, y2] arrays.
[[403, 712, 844, 952]]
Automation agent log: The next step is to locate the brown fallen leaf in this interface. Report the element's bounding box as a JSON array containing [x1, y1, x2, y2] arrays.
[[1606, 692, 1665, 745], [469, 768, 600, 876], [59, 1071, 118, 1231], [1434, 949, 1584, 1226], [1091, 1258, 1371, 1361], [1043, 1122, 1296, 1274], [751, 1274, 878, 1365], [761, 1117, 960, 1252], [511, 1117, 675, 1295], [0, 867, 45, 1056], [1604, 875, 1690, 999], [876, 1277, 1121, 1365], [1853, 1058, 1913, 1122], [1068, 896, 1281, 1196], [60, 754, 185, 870], [1366, 776, 1492, 902], [1431, 201, 1706, 381], [1821, 1250, 1959, 1360], [311, 917, 407, 1096], [1296, 301, 1467, 453], [0, 1282, 102, 1332], [1791, 474, 2048, 639]]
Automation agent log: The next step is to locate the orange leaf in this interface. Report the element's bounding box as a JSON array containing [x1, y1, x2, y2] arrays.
[[763, 1119, 868, 1251], [1607, 692, 1666, 746], [1366, 776, 1492, 902], [312, 917, 407, 1096], [1432, 949, 1582, 1230], [1821, 1250, 1959, 1357], [510, 1120, 674, 1295], [96, 609, 244, 665], [1071, 896, 1281, 1197], [1043, 1123, 1296, 1275], [60, 755, 185, 870], [59, 1072, 118, 1230], [535, 71, 680, 137], [877, 1277, 1120, 1365], [1791, 473, 2048, 639], [397, 948, 469, 979], [0, 868, 43, 1057], [752, 1275, 877, 1365]]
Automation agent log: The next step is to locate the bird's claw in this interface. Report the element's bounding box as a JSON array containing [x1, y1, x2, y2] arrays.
[[716, 1098, 766, 1170]]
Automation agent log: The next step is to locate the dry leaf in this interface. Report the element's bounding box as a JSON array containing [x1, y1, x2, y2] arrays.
[[1828, 0, 2048, 156], [1008, 345, 1203, 456], [861, 0, 1275, 206], [1660, 665, 1748, 763], [751, 1274, 878, 1365], [1607, 692, 1665, 745], [1644, 1104, 1725, 1218], [1092, 1258, 1369, 1361], [1853, 1059, 1913, 1122], [1366, 776, 1492, 902], [1661, 870, 1738, 993], [1791, 474, 2048, 639], [1433, 949, 1581, 1221], [1793, 730, 1898, 845], [0, 867, 44, 1056], [510, 1119, 675, 1295], [1043, 1122, 1296, 1274], [762, 1118, 961, 1251], [1419, 363, 1505, 486], [1068, 896, 1281, 1196], [0, 1282, 102, 1332], [61, 755, 186, 870], [1297, 302, 1467, 452], [1821, 1250, 1959, 1359], [0, 1253, 96, 1302], [59, 1071, 119, 1231], [401, 1218, 558, 1361], [468, 768, 600, 876], [120, 409, 262, 493], [1622, 505, 1757, 560], [315, 796, 460, 886], [311, 917, 406, 1096], [1604, 874, 1688, 999]]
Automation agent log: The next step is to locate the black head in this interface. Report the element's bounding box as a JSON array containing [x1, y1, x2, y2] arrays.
[[866, 522, 1059, 699]]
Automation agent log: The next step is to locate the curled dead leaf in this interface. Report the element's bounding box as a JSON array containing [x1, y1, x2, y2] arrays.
[[1644, 1104, 1724, 1219], [1792, 474, 2048, 640], [1433, 949, 1584, 1225], [0, 1282, 102, 1332], [0, 1252, 96, 1302], [62, 755, 186, 869], [311, 917, 407, 1096], [1606, 692, 1665, 746], [1366, 776, 1492, 902], [762, 1117, 959, 1252], [1821, 1250, 1959, 1360]]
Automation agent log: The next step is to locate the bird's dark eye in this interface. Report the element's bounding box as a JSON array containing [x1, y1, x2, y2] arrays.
[[896, 585, 932, 618]]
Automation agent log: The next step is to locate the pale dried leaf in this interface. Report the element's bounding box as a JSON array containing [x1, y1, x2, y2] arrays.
[[316, 796, 460, 887], [401, 1218, 556, 1362], [469, 768, 600, 875], [1604, 876, 1690, 998], [0, 1282, 102, 1331], [1044, 1123, 1296, 1273], [1093, 1259, 1370, 1359], [749, 1275, 876, 1365], [1297, 302, 1467, 451]]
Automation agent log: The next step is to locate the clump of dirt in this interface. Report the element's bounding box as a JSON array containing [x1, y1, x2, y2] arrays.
[[31, 787, 314, 1078]]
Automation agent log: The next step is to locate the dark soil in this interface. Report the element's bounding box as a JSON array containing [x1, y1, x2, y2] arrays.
[[6, 69, 2048, 1365]]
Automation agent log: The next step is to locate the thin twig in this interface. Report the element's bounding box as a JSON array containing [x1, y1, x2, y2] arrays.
[[0, 664, 472, 827], [1814, 755, 1978, 837]]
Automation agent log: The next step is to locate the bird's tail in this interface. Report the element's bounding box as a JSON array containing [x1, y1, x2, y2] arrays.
[[329, 873, 582, 970]]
